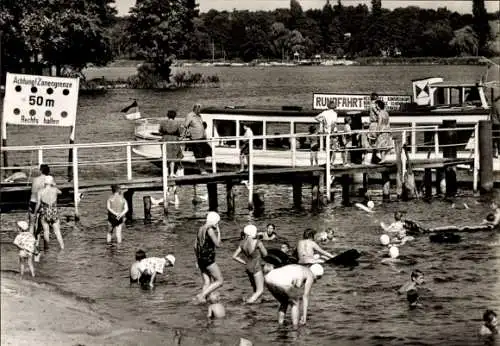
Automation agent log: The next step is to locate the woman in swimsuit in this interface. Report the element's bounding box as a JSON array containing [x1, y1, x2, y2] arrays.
[[35, 175, 64, 250], [232, 224, 268, 303], [194, 211, 223, 302]]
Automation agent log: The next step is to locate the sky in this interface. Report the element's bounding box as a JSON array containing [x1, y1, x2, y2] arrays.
[[113, 0, 499, 16]]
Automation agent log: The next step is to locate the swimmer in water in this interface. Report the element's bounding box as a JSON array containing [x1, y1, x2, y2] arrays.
[[130, 249, 147, 284], [259, 223, 277, 241], [297, 229, 334, 264], [136, 254, 175, 288], [381, 211, 404, 234], [207, 292, 226, 319], [406, 289, 422, 309], [479, 309, 498, 336], [326, 228, 337, 242], [263, 260, 324, 328], [482, 202, 500, 227], [398, 269, 424, 294]]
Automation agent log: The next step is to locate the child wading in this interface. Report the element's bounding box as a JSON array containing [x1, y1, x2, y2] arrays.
[[106, 185, 129, 244], [13, 221, 38, 277]]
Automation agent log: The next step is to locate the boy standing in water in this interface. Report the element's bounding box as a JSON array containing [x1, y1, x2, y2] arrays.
[[398, 270, 425, 294], [106, 185, 129, 244]]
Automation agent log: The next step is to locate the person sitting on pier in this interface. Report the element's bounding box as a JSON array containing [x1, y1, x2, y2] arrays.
[[130, 249, 147, 284], [297, 229, 334, 264], [239, 123, 253, 172], [259, 223, 277, 241], [35, 175, 64, 250], [136, 254, 175, 289], [106, 185, 129, 244]]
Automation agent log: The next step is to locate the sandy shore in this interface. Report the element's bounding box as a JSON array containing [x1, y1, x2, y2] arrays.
[[1, 273, 250, 346]]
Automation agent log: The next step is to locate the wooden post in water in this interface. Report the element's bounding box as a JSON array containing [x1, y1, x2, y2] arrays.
[[72, 146, 80, 221], [124, 189, 134, 222], [207, 183, 218, 212], [341, 174, 351, 206], [479, 120, 494, 193], [311, 176, 321, 210], [143, 196, 152, 224], [473, 123, 479, 194], [67, 126, 75, 182], [293, 181, 302, 209], [382, 172, 391, 202], [424, 168, 432, 200], [161, 143, 169, 215], [442, 120, 457, 197], [226, 182, 235, 215]]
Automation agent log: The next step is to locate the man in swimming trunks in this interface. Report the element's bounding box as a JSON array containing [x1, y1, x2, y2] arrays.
[[106, 185, 129, 244], [34, 175, 64, 250], [263, 261, 324, 328], [29, 164, 50, 234], [297, 229, 334, 264]]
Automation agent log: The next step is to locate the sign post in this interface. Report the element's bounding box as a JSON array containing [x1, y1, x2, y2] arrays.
[[1, 73, 79, 179]]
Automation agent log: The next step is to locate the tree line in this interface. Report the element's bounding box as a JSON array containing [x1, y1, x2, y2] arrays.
[[1, 0, 498, 83]]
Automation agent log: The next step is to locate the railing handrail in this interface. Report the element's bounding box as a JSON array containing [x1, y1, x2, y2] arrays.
[[0, 125, 474, 152]]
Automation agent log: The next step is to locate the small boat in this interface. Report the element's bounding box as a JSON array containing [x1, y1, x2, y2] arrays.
[[132, 77, 498, 170]]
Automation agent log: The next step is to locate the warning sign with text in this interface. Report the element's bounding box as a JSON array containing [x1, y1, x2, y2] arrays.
[[313, 93, 412, 111], [2, 73, 79, 127]]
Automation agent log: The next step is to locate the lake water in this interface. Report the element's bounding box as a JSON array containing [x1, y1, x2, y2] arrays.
[[1, 65, 499, 345]]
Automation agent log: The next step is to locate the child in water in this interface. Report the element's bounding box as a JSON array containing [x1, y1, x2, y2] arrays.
[[259, 224, 277, 241], [130, 249, 147, 284], [479, 309, 498, 336], [207, 292, 226, 319], [398, 270, 425, 295], [381, 211, 413, 245], [13, 221, 38, 277], [297, 229, 335, 264], [106, 185, 129, 244]]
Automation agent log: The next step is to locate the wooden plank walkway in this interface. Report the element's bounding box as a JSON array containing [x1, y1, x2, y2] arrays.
[[1, 157, 474, 195]]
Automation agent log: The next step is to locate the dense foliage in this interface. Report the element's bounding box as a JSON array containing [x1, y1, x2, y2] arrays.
[[116, 0, 498, 62]]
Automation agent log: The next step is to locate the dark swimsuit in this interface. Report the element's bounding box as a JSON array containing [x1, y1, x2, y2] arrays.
[[196, 226, 216, 271], [241, 241, 263, 275], [108, 212, 124, 228], [40, 201, 58, 224]]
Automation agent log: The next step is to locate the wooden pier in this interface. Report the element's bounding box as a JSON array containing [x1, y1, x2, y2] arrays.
[[0, 121, 494, 220]]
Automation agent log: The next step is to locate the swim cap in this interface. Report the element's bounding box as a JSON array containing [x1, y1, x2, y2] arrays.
[[206, 211, 220, 226], [380, 234, 390, 246], [243, 225, 257, 238], [316, 231, 328, 242], [367, 201, 375, 209], [165, 254, 176, 266], [310, 264, 324, 278], [389, 245, 399, 259], [17, 221, 29, 231]]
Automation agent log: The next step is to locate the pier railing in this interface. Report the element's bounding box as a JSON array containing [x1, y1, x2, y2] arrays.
[[1, 124, 480, 214]]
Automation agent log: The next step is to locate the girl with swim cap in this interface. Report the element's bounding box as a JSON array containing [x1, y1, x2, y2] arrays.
[[232, 224, 268, 304], [194, 212, 223, 302]]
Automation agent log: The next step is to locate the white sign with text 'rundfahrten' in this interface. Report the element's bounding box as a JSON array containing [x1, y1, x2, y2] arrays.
[[2, 73, 79, 127]]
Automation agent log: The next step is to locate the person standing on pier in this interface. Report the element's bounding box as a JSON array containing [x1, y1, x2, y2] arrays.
[[315, 101, 338, 163], [239, 123, 253, 172], [194, 211, 223, 302], [106, 185, 129, 244], [159, 110, 184, 177], [374, 100, 392, 163], [35, 175, 64, 250], [183, 104, 210, 175], [29, 164, 51, 235]]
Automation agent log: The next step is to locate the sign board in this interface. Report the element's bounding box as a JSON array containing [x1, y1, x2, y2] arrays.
[[312, 93, 412, 111], [2, 73, 79, 127]]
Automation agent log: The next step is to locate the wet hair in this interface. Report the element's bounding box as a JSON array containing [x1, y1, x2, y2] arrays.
[[267, 223, 275, 230], [40, 164, 50, 175], [370, 92, 378, 100], [167, 110, 177, 119], [407, 289, 419, 305], [303, 228, 316, 240], [486, 213, 495, 222], [483, 309, 497, 323], [394, 211, 403, 221], [411, 269, 423, 281], [375, 100, 385, 110], [111, 184, 121, 193], [135, 249, 146, 261]]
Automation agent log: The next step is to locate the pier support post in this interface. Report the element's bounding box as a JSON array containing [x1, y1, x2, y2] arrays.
[[442, 120, 457, 198], [226, 182, 235, 216], [293, 182, 303, 209], [124, 189, 134, 222], [424, 168, 432, 200], [207, 183, 218, 212], [311, 177, 321, 210], [143, 196, 152, 224], [395, 137, 403, 198], [341, 174, 351, 206], [479, 120, 494, 193]]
